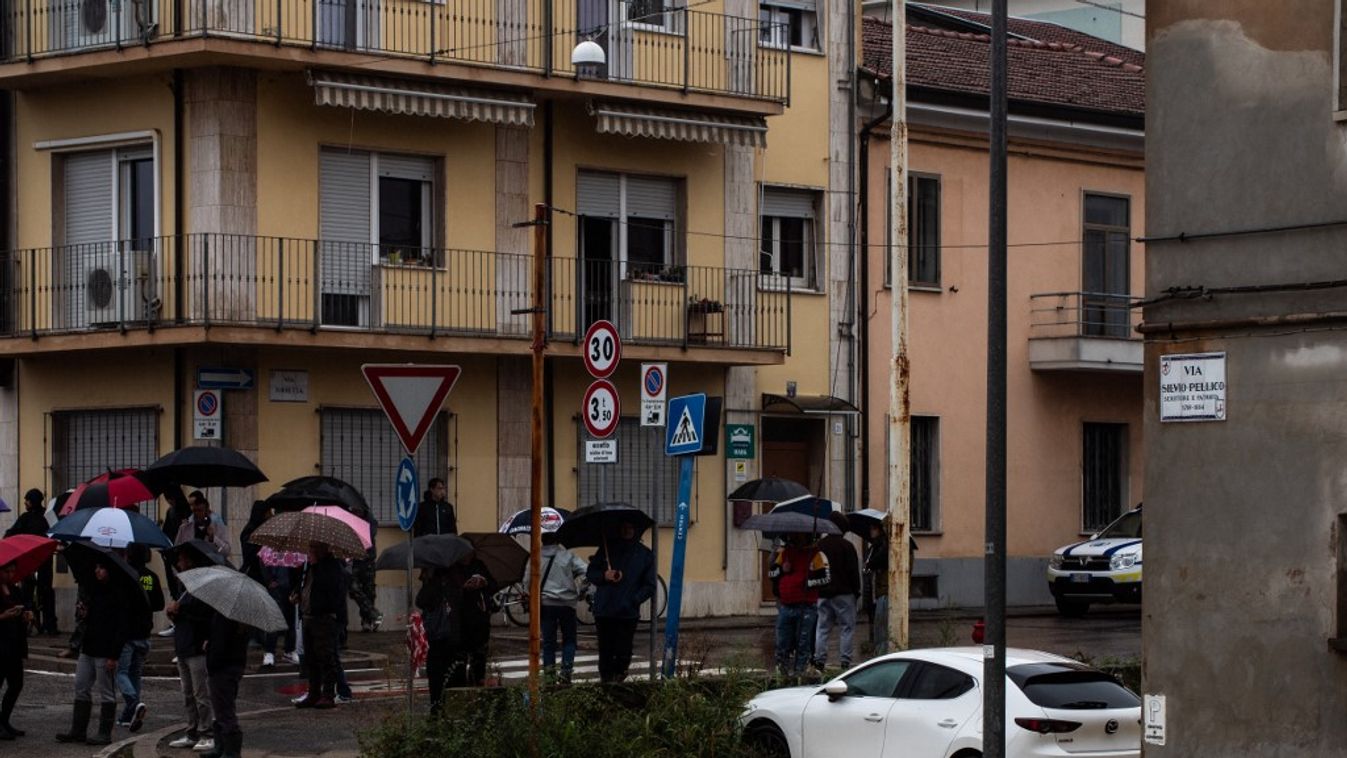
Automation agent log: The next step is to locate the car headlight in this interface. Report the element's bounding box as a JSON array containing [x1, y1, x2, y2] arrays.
[[1109, 553, 1137, 571], [1049, 555, 1064, 570]]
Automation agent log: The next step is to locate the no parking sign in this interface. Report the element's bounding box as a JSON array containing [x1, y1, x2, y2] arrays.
[[641, 363, 667, 427], [193, 390, 221, 440]]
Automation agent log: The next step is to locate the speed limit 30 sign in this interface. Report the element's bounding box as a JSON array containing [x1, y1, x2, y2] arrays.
[[583, 320, 622, 379], [583, 379, 620, 439]]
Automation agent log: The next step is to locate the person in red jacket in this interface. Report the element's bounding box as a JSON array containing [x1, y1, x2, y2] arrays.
[[769, 533, 830, 676]]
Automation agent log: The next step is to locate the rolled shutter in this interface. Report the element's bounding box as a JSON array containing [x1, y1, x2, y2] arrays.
[[577, 171, 621, 219], [625, 176, 677, 220], [319, 149, 372, 294], [761, 187, 816, 219], [63, 150, 114, 327], [377, 153, 435, 182]]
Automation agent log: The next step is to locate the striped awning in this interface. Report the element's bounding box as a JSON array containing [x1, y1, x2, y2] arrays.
[[591, 102, 767, 148], [308, 71, 535, 127]]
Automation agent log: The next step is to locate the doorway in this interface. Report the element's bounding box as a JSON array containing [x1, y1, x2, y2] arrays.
[[758, 416, 825, 603], [579, 215, 616, 328]]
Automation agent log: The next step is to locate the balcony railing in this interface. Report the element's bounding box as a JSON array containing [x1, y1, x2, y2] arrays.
[[0, 234, 791, 352], [1, 0, 791, 102], [1029, 291, 1141, 340]]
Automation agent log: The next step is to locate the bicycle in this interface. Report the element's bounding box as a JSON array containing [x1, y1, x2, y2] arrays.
[[498, 574, 670, 627]]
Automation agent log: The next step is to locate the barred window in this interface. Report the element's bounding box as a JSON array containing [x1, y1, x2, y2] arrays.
[[50, 407, 159, 517], [882, 414, 940, 532], [576, 417, 686, 526], [320, 407, 452, 524], [1082, 422, 1128, 532]]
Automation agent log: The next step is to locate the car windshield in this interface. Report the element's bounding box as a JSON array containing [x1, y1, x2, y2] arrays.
[[1098, 510, 1141, 539], [1008, 664, 1140, 710]]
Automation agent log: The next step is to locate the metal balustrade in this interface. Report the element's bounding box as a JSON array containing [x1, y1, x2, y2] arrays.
[[0, 234, 791, 352], [0, 0, 790, 103], [1028, 291, 1142, 340]]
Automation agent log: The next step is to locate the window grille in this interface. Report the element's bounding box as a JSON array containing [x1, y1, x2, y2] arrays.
[[49, 407, 160, 518], [1082, 422, 1127, 531], [910, 416, 939, 532], [319, 407, 452, 524], [576, 417, 686, 526]]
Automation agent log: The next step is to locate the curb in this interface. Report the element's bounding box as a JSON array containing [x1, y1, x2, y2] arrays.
[[125, 707, 293, 758]]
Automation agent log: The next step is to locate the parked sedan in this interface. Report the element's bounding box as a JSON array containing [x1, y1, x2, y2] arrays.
[[742, 648, 1140, 758]]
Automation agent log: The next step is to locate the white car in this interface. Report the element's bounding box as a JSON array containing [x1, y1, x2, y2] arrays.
[[1047, 507, 1142, 617], [742, 647, 1140, 758]]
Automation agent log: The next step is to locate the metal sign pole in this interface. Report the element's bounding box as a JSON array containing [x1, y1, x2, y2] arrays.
[[648, 468, 658, 681], [660, 454, 694, 678]]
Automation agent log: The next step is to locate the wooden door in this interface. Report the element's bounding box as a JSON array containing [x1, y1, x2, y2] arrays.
[[759, 441, 810, 603]]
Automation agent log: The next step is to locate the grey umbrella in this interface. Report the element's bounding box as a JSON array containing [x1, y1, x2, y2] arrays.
[[740, 511, 843, 535], [374, 534, 474, 572], [176, 566, 288, 633]]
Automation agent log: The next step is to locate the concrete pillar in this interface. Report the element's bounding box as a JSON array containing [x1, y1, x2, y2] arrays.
[[825, 1, 855, 506], [186, 67, 257, 323], [0, 382, 16, 531], [495, 126, 530, 335]]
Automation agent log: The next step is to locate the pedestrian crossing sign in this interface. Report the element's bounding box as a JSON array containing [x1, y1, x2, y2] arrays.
[[665, 394, 707, 456]]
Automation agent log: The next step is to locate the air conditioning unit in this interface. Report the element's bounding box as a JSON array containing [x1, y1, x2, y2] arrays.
[[57, 0, 154, 49], [87, 250, 156, 326]]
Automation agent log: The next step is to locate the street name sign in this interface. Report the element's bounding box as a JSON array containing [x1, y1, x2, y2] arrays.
[[1159, 352, 1226, 423], [361, 364, 463, 455]]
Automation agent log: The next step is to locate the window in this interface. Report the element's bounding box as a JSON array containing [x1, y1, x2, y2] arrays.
[[1082, 193, 1130, 338], [577, 171, 680, 281], [576, 417, 684, 525], [1008, 664, 1140, 709], [626, 0, 682, 32], [50, 408, 159, 515], [910, 416, 938, 532], [759, 1, 818, 51], [904, 663, 975, 700], [1082, 422, 1127, 532], [320, 407, 451, 523], [885, 173, 940, 287], [842, 659, 913, 698], [760, 186, 820, 289]]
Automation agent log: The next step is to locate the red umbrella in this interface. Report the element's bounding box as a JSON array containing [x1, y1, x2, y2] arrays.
[[0, 535, 59, 582], [59, 469, 158, 517]]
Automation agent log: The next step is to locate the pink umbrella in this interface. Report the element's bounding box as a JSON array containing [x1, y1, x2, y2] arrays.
[[258, 546, 307, 568], [303, 505, 373, 551]]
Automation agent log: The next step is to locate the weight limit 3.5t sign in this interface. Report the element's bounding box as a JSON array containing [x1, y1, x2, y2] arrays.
[[1160, 352, 1226, 422]]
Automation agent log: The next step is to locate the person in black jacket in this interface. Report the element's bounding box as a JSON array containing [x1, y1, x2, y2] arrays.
[[165, 550, 215, 752], [412, 478, 457, 537], [5, 489, 56, 635], [415, 557, 497, 709], [115, 545, 164, 732], [812, 513, 861, 671], [56, 558, 133, 746], [293, 543, 348, 709], [0, 560, 32, 740], [205, 609, 251, 758], [586, 520, 655, 683]]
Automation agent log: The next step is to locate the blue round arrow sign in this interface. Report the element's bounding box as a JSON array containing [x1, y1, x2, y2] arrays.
[[395, 457, 419, 532]]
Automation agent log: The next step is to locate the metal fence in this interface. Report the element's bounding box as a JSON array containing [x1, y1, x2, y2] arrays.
[[1028, 291, 1141, 341], [1, 0, 790, 103], [1, 234, 792, 351]]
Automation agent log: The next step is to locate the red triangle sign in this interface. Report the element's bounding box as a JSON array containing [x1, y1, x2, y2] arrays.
[[361, 364, 462, 455]]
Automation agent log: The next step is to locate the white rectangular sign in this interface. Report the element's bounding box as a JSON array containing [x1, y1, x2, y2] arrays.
[[193, 389, 222, 441], [1160, 352, 1227, 422], [640, 362, 668, 427], [585, 440, 618, 464], [1143, 694, 1166, 746], [269, 369, 309, 403]]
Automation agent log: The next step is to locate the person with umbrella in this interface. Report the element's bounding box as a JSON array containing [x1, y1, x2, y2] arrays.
[[240, 502, 294, 669], [811, 512, 861, 673], [115, 545, 164, 733], [413, 478, 457, 537], [0, 552, 36, 739], [163, 546, 219, 753], [768, 532, 829, 677], [293, 542, 348, 709], [55, 545, 139, 746], [416, 550, 497, 707], [585, 519, 656, 684], [522, 529, 587, 684], [176, 492, 232, 558], [4, 489, 57, 636]]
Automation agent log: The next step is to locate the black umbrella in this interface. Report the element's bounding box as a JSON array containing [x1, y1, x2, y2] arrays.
[[143, 446, 268, 489], [62, 542, 151, 613], [375, 534, 474, 572], [739, 511, 843, 535], [727, 476, 810, 503], [556, 502, 655, 549], [265, 476, 369, 516], [462, 532, 529, 586], [164, 539, 236, 569]]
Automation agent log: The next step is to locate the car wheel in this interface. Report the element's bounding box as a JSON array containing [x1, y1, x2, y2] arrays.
[[745, 720, 791, 758], [1055, 598, 1090, 617]]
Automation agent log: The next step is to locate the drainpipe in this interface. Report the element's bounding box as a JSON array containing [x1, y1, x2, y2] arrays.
[[173, 69, 185, 449], [543, 100, 556, 508], [858, 79, 892, 509], [843, 0, 858, 511]]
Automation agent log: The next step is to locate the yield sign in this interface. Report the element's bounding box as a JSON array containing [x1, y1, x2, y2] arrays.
[[361, 364, 462, 455]]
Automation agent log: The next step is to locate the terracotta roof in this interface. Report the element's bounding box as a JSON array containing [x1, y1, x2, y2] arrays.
[[861, 14, 1144, 119], [913, 4, 1145, 68]]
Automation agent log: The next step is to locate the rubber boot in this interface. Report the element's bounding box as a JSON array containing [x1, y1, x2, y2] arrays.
[[54, 701, 92, 743], [85, 702, 116, 746]]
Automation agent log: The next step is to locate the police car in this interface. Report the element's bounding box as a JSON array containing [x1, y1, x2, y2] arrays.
[[1047, 506, 1141, 617]]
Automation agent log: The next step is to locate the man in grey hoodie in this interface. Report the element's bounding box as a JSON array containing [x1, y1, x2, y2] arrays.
[[523, 533, 588, 683]]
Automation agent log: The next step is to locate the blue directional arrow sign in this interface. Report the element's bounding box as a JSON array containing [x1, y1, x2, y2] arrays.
[[665, 393, 706, 456], [395, 457, 420, 532], [197, 367, 255, 390]]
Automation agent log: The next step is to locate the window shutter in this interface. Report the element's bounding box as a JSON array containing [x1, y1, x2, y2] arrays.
[[761, 187, 816, 218], [625, 176, 677, 220], [577, 171, 621, 219], [377, 154, 435, 182], [319, 149, 372, 294], [765, 0, 816, 10], [64, 151, 113, 245]]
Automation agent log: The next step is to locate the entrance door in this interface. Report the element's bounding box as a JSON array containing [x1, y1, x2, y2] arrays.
[[760, 439, 810, 603]]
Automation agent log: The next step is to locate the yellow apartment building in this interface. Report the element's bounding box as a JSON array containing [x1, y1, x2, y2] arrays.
[[859, 5, 1145, 611], [0, 0, 868, 621]]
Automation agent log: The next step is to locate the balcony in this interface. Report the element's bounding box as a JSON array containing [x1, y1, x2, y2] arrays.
[[0, 234, 791, 361], [0, 0, 790, 106], [1028, 291, 1142, 374]]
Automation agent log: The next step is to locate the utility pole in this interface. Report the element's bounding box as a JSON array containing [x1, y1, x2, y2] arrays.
[[886, 0, 911, 653], [984, 1, 1009, 756], [527, 203, 548, 705]]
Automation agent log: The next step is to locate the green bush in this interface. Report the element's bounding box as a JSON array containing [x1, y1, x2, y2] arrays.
[[358, 674, 775, 758]]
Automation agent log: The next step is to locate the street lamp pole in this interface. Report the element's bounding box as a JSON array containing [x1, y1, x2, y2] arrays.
[[886, 0, 911, 653]]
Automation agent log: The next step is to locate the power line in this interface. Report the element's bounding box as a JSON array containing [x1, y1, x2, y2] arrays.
[[1072, 0, 1145, 20]]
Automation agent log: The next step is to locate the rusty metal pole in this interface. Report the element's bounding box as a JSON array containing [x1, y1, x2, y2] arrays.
[[886, 0, 911, 653], [528, 203, 547, 705]]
